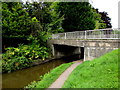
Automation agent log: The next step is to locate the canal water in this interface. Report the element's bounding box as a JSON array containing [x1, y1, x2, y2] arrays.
[[2, 54, 81, 88]]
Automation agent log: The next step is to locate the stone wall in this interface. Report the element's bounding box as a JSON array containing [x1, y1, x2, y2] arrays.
[[84, 47, 118, 61]]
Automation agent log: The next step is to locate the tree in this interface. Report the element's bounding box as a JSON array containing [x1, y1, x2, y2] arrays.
[[93, 8, 112, 29], [23, 2, 64, 34], [92, 8, 106, 29], [99, 11, 112, 28], [56, 2, 95, 32], [54, 2, 107, 32], [48, 2, 64, 33], [2, 2, 31, 49]]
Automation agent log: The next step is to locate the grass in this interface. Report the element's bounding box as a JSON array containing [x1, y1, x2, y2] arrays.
[[62, 49, 119, 88], [25, 62, 73, 88]]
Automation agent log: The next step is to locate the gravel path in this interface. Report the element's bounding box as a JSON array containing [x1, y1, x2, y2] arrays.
[[48, 60, 83, 88]]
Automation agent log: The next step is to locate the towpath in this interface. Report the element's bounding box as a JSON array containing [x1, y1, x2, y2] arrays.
[[48, 60, 83, 88]]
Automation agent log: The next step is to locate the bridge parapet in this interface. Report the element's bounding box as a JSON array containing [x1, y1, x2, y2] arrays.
[[52, 28, 120, 40]]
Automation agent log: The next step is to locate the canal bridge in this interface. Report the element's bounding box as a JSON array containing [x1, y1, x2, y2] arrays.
[[48, 28, 120, 61]]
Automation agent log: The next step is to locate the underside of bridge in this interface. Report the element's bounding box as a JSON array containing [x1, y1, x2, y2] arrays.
[[52, 44, 84, 61]]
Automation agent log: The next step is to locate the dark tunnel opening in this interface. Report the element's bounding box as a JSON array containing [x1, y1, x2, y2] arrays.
[[53, 44, 84, 62], [81, 47, 84, 59]]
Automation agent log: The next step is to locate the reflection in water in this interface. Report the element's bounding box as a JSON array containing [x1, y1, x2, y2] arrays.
[[2, 54, 82, 88]]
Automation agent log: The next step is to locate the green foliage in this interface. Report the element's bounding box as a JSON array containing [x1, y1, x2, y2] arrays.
[[2, 2, 51, 72], [23, 2, 64, 34], [25, 81, 38, 88], [63, 49, 119, 88], [99, 11, 112, 28], [98, 23, 106, 29], [2, 56, 31, 73], [53, 2, 108, 32], [25, 62, 73, 88], [2, 2, 31, 46], [55, 2, 96, 32], [48, 2, 64, 33], [0, 54, 2, 72], [32, 17, 39, 22], [2, 43, 49, 73], [92, 8, 106, 29], [27, 31, 51, 47]]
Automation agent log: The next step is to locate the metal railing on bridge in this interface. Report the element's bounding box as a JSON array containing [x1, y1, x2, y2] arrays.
[[52, 28, 120, 39]]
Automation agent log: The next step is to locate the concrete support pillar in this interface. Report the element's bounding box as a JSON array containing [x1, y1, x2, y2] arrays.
[[78, 47, 81, 59], [51, 45, 55, 56], [84, 47, 86, 61], [51, 44, 64, 58]]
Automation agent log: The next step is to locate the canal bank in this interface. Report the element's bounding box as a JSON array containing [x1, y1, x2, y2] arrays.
[[2, 54, 82, 88]]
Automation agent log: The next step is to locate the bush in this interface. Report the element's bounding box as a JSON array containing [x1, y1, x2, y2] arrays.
[[2, 56, 31, 73], [2, 44, 49, 73]]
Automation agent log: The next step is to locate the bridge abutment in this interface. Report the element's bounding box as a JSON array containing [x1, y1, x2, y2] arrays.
[[84, 47, 118, 61], [48, 40, 119, 61]]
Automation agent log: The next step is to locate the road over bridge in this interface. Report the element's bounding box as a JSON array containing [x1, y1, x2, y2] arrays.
[[48, 28, 120, 61]]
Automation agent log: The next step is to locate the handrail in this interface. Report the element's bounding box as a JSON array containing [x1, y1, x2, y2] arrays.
[[51, 28, 120, 40]]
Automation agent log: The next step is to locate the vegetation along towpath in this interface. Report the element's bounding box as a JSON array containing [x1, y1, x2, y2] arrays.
[[48, 60, 83, 88]]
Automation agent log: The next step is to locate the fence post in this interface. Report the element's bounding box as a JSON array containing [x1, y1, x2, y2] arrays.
[[85, 31, 87, 39], [52, 34, 54, 39], [65, 33, 66, 39], [100, 30, 102, 39], [114, 30, 115, 38]]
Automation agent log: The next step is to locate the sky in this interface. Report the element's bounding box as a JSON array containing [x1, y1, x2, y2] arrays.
[[92, 0, 120, 28]]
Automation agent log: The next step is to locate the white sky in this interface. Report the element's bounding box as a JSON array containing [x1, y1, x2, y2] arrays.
[[92, 0, 120, 28]]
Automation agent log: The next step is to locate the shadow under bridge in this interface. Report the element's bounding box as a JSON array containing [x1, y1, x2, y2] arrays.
[[52, 44, 84, 62]]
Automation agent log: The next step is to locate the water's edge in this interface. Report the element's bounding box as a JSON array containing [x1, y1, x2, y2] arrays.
[[2, 54, 81, 88]]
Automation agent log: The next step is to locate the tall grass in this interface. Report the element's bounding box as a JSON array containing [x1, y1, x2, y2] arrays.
[[63, 49, 119, 88]]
